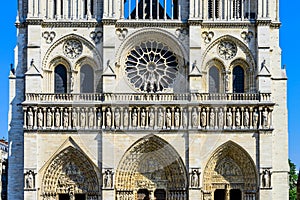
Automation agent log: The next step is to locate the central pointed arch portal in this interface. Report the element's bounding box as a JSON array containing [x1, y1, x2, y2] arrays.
[[115, 135, 188, 200]]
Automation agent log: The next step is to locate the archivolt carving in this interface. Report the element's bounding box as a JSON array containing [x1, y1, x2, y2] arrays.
[[201, 35, 255, 71], [42, 34, 102, 70], [203, 141, 258, 192], [41, 146, 100, 198], [115, 135, 187, 194], [115, 28, 188, 68]]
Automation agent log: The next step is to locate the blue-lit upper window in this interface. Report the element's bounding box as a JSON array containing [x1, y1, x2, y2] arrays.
[[123, 0, 178, 20]]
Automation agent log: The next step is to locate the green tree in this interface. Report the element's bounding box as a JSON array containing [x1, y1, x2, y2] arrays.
[[289, 159, 298, 200]]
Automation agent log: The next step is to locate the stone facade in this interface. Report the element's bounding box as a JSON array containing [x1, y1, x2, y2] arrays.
[[0, 139, 8, 200], [8, 0, 288, 199]]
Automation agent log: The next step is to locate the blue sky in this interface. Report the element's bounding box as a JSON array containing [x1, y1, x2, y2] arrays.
[[0, 2, 299, 168]]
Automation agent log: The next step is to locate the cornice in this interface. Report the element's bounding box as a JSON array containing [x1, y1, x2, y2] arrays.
[[115, 20, 187, 28], [192, 20, 256, 28], [16, 19, 101, 28]]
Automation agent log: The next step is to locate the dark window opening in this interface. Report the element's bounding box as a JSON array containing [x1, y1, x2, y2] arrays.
[[124, 0, 178, 20], [214, 189, 225, 200], [137, 189, 150, 200], [209, 66, 220, 93], [54, 64, 67, 93], [233, 66, 244, 93], [80, 65, 94, 93], [154, 189, 166, 200], [230, 189, 242, 200]]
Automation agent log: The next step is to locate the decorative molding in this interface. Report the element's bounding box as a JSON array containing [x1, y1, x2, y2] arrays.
[[202, 31, 214, 44], [175, 28, 189, 41], [115, 28, 128, 41], [42, 31, 56, 44], [63, 39, 83, 59], [90, 31, 103, 44], [218, 40, 237, 60], [241, 31, 254, 43], [116, 21, 187, 28]]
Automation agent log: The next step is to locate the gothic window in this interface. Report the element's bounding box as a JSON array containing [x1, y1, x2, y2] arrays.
[[233, 66, 244, 93], [54, 64, 67, 93], [124, 0, 178, 20], [209, 66, 220, 93], [80, 64, 94, 93], [125, 41, 179, 93]]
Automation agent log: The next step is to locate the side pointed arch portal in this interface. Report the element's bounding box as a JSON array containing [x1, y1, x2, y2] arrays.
[[41, 146, 100, 200], [203, 141, 258, 200], [115, 135, 188, 200]]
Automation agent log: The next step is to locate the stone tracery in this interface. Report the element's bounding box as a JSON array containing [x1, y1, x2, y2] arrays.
[[125, 41, 179, 93]]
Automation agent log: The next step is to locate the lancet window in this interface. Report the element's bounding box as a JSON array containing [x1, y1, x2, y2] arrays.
[[233, 66, 245, 93], [122, 0, 179, 20], [209, 66, 220, 93], [80, 64, 94, 93], [54, 64, 67, 94]]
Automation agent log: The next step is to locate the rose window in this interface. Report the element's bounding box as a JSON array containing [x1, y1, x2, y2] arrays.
[[217, 41, 237, 60], [125, 41, 179, 93], [63, 39, 83, 59]]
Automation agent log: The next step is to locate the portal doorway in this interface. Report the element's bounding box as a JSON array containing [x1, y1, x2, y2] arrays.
[[154, 189, 166, 200], [137, 189, 150, 200], [230, 189, 241, 200], [214, 189, 225, 200]]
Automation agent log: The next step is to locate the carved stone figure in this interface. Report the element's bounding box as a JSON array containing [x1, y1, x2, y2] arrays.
[[166, 108, 172, 128], [88, 108, 94, 128], [262, 109, 269, 128], [149, 108, 155, 127], [182, 109, 188, 128], [123, 109, 129, 128], [209, 110, 215, 128], [97, 111, 102, 127], [253, 109, 259, 128], [192, 108, 198, 127], [225, 73, 229, 93], [244, 109, 249, 127], [236, 109, 241, 127], [37, 109, 43, 128], [63, 110, 69, 128], [140, 109, 146, 127], [115, 108, 120, 128], [47, 109, 53, 127], [104, 170, 113, 188], [25, 171, 34, 189], [132, 109, 138, 127], [157, 108, 164, 128], [55, 110, 60, 127], [27, 108, 33, 129], [72, 110, 78, 128], [201, 110, 207, 127], [80, 109, 86, 128], [226, 109, 232, 127], [191, 170, 199, 188], [262, 169, 271, 188], [174, 108, 180, 128], [218, 109, 224, 128], [106, 108, 112, 128]]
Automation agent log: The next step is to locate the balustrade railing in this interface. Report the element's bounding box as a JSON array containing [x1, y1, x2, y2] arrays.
[[24, 93, 271, 103]]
